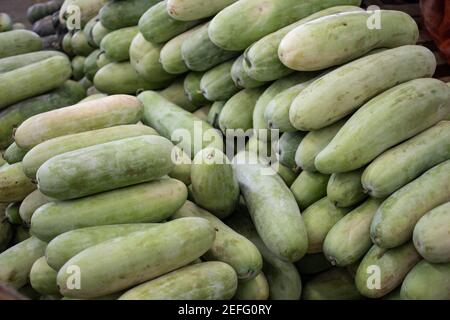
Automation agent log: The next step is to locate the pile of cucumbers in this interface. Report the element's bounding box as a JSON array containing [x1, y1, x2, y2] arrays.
[[0, 0, 449, 301]]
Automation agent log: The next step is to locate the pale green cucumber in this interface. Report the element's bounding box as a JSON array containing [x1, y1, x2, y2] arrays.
[[279, 10, 418, 71], [276, 132, 305, 171], [271, 162, 297, 187], [19, 190, 53, 226], [327, 168, 366, 208], [230, 55, 266, 89], [233, 151, 308, 262], [355, 242, 421, 298], [290, 171, 330, 210], [413, 202, 450, 263], [207, 101, 225, 128], [0, 236, 46, 288], [3, 143, 27, 164], [199, 59, 240, 101], [57, 217, 215, 299], [71, 30, 95, 56], [46, 224, 159, 270], [167, 0, 238, 21], [323, 198, 383, 267], [119, 261, 237, 300], [0, 30, 42, 58], [362, 121, 450, 198], [100, 26, 139, 62], [371, 160, 450, 249], [183, 72, 210, 106], [289, 46, 436, 130], [234, 272, 269, 300], [172, 200, 262, 280], [315, 79, 450, 174], [15, 94, 143, 150], [0, 163, 36, 202], [92, 21, 111, 47], [30, 257, 58, 295], [23, 124, 157, 179], [71, 56, 85, 81], [0, 50, 66, 73], [191, 148, 240, 218], [100, 0, 162, 30]]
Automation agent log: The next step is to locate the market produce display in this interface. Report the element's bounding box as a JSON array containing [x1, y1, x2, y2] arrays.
[[0, 0, 449, 301]]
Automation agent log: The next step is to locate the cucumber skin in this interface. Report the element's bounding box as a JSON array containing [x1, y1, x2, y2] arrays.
[[100, 0, 162, 30], [0, 50, 66, 74], [57, 217, 216, 299], [167, 0, 238, 21], [31, 178, 187, 242], [0, 56, 72, 110], [23, 124, 157, 179], [290, 171, 330, 210], [0, 30, 43, 59], [370, 160, 450, 249], [0, 163, 36, 203], [200, 60, 240, 101], [30, 256, 59, 295], [36, 135, 175, 200], [100, 26, 139, 62], [315, 79, 450, 174]]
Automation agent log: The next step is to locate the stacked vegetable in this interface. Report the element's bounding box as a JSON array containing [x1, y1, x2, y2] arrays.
[[0, 0, 449, 300]]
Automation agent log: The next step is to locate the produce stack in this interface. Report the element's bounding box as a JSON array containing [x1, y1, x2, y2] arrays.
[[0, 0, 449, 301]]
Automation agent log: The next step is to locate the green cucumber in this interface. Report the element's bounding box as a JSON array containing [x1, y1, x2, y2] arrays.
[[0, 163, 36, 202], [32, 178, 186, 242], [362, 121, 450, 198], [243, 5, 363, 81], [290, 171, 330, 210], [71, 30, 95, 56], [181, 22, 239, 72], [279, 10, 418, 71], [36, 135, 175, 200], [100, 26, 139, 62], [0, 56, 72, 110], [0, 236, 47, 288], [119, 261, 237, 300], [62, 32, 74, 56], [191, 148, 240, 218], [138, 1, 202, 44], [199, 60, 240, 101], [230, 55, 266, 89], [0, 50, 66, 74], [371, 160, 450, 249], [83, 49, 101, 81], [233, 151, 308, 262], [183, 72, 210, 106], [3, 143, 27, 164], [0, 30, 42, 58], [30, 257, 58, 295], [71, 56, 85, 81], [327, 168, 366, 208], [5, 203, 22, 225], [57, 217, 215, 299], [100, 0, 162, 30], [302, 197, 352, 253], [19, 190, 53, 227], [129, 32, 178, 83], [315, 79, 450, 174], [92, 21, 111, 47], [323, 198, 383, 267], [355, 242, 421, 298], [234, 272, 269, 300], [83, 15, 99, 47], [413, 202, 450, 263], [138, 90, 223, 158], [167, 0, 238, 21], [15, 94, 143, 150], [209, 0, 362, 51], [207, 101, 225, 128], [172, 201, 262, 280], [46, 224, 159, 270], [23, 124, 157, 179], [277, 132, 305, 171], [168, 146, 192, 185], [271, 162, 297, 187]]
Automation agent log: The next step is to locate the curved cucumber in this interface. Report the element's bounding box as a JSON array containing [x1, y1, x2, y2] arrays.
[[19, 190, 53, 226], [302, 197, 352, 253], [209, 0, 362, 51], [94, 62, 171, 94], [355, 242, 421, 298], [129, 32, 177, 83], [23, 124, 157, 179], [15, 95, 142, 150], [0, 50, 66, 74], [401, 260, 450, 300], [290, 46, 436, 130], [0, 30, 42, 58], [233, 151, 308, 262], [0, 56, 72, 110], [290, 171, 329, 210], [230, 55, 266, 89], [315, 79, 450, 174], [119, 261, 237, 300], [200, 60, 240, 101], [279, 10, 418, 71], [46, 224, 159, 270], [30, 257, 58, 295], [138, 91, 223, 158], [413, 202, 450, 264], [3, 143, 27, 164], [0, 236, 46, 288], [234, 272, 269, 300], [362, 121, 450, 198], [181, 22, 238, 72], [370, 160, 450, 249], [100, 26, 139, 62], [0, 163, 36, 202], [303, 268, 361, 300], [295, 118, 347, 172], [36, 135, 175, 200], [323, 198, 383, 267], [243, 5, 363, 81], [327, 168, 366, 208], [57, 217, 215, 299], [138, 1, 202, 44], [100, 0, 162, 30], [191, 148, 240, 218], [172, 201, 262, 280], [167, 0, 238, 21]]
